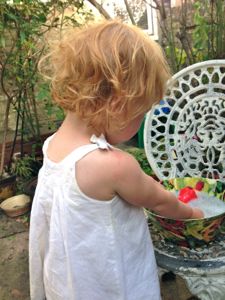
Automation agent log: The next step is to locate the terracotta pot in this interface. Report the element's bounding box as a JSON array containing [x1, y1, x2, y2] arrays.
[[24, 177, 37, 200], [0, 174, 17, 204]]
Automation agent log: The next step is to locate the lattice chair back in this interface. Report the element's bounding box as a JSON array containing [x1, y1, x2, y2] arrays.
[[144, 60, 225, 181]]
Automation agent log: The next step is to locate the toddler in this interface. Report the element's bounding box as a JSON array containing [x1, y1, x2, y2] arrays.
[[29, 20, 203, 300]]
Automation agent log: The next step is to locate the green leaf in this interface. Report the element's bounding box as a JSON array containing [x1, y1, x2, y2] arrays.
[[0, 35, 5, 47], [38, 13, 46, 23], [20, 31, 26, 42]]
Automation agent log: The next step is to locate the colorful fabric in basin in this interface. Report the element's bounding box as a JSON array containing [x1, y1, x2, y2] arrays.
[[146, 177, 225, 248]]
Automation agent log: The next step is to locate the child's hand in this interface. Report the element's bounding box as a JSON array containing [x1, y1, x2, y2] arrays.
[[190, 207, 204, 219]]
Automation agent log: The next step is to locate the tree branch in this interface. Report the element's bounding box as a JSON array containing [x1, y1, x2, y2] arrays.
[[87, 0, 112, 20], [123, 0, 136, 25]]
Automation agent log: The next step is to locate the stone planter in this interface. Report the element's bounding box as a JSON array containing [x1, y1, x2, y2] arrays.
[[0, 194, 31, 217]]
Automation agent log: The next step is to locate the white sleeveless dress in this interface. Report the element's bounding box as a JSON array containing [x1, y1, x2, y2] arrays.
[[29, 134, 161, 300]]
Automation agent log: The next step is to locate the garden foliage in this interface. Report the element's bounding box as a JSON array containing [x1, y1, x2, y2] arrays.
[[0, 0, 93, 177]]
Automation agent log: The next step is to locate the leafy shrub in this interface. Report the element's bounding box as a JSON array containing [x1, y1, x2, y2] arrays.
[[125, 147, 155, 176]]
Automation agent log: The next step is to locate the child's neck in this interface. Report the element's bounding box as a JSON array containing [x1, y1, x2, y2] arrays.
[[58, 112, 93, 143]]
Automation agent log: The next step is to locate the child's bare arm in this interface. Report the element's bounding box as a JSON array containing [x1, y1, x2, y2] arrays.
[[112, 150, 204, 219]]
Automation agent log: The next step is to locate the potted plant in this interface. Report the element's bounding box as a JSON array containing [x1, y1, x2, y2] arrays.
[[13, 153, 42, 199], [0, 93, 17, 202], [0, 2, 48, 202]]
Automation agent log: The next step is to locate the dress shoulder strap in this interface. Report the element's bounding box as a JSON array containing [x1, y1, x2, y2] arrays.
[[42, 133, 55, 157], [65, 134, 113, 166], [42, 133, 113, 169]]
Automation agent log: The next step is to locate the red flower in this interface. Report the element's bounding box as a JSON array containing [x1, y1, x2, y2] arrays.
[[178, 187, 197, 203], [195, 181, 204, 191]]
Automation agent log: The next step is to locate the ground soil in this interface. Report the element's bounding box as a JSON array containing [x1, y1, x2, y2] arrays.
[[0, 211, 30, 300]]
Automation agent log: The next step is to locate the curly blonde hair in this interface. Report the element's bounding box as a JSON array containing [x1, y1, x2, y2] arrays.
[[42, 20, 170, 134]]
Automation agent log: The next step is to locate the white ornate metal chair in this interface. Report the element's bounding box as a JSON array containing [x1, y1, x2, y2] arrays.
[[144, 60, 225, 300], [145, 60, 225, 181]]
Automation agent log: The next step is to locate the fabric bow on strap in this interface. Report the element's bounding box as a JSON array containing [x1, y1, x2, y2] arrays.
[[90, 134, 112, 150]]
